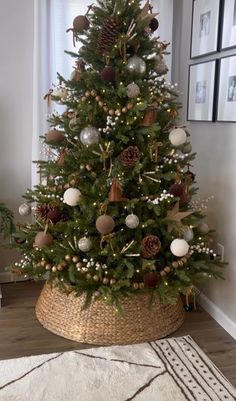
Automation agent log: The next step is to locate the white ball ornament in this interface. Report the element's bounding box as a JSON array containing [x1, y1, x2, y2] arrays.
[[169, 128, 187, 147], [80, 126, 101, 146], [127, 56, 146, 75], [183, 227, 194, 242], [19, 203, 31, 216], [170, 239, 189, 257], [52, 87, 68, 100], [127, 83, 140, 99], [197, 222, 209, 234], [63, 188, 81, 206], [125, 214, 139, 229], [78, 237, 92, 253]]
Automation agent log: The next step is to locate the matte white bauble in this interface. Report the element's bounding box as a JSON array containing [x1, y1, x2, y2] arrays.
[[127, 56, 146, 75], [78, 237, 92, 253], [52, 88, 68, 100], [170, 239, 189, 257], [127, 82, 140, 99], [80, 126, 101, 146], [197, 222, 209, 234], [63, 188, 81, 206], [125, 214, 139, 229], [19, 203, 31, 216], [169, 128, 187, 147], [183, 227, 194, 242]]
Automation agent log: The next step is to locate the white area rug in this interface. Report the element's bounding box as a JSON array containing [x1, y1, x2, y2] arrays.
[[0, 335, 235, 401]]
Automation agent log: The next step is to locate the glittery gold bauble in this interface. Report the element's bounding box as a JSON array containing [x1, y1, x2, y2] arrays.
[[96, 215, 115, 234]]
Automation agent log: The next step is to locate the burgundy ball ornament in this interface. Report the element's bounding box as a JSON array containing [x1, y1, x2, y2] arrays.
[[144, 272, 159, 288], [149, 18, 159, 32], [34, 232, 53, 248], [96, 215, 115, 235], [73, 15, 90, 33], [100, 66, 116, 83], [169, 183, 184, 197]]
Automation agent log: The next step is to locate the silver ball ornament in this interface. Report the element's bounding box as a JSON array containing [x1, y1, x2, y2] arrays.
[[80, 126, 101, 146], [197, 222, 209, 234], [63, 188, 81, 206], [169, 128, 187, 147], [78, 237, 92, 253], [127, 56, 146, 75], [127, 82, 140, 99], [182, 142, 192, 154], [19, 203, 31, 216], [125, 214, 139, 229], [170, 239, 189, 257], [183, 227, 194, 242]]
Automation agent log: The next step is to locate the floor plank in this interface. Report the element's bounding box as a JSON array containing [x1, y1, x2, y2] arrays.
[[1, 281, 236, 387]]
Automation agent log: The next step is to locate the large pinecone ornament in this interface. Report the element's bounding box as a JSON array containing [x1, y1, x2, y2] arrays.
[[97, 16, 119, 53], [141, 235, 161, 258], [36, 204, 62, 224], [119, 146, 141, 167]]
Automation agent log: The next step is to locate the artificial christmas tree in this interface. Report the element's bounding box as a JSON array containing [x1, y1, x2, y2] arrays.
[[12, 0, 223, 344]]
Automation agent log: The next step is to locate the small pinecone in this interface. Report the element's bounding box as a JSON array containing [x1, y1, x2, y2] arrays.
[[141, 235, 161, 259], [119, 146, 141, 168], [97, 16, 119, 53]]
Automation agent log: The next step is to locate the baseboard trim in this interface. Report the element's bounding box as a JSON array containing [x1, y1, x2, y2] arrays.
[[0, 272, 27, 284], [199, 293, 236, 340]]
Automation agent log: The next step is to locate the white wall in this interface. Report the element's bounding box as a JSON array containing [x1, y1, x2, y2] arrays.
[[0, 0, 34, 272], [172, 0, 236, 331]]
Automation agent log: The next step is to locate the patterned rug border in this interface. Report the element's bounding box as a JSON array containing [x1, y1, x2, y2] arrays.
[[0, 335, 235, 401]]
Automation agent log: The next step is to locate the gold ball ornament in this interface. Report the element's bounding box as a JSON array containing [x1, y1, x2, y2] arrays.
[[132, 283, 139, 290], [46, 129, 65, 144], [45, 264, 51, 270], [96, 215, 115, 234], [65, 255, 71, 261], [109, 109, 115, 116], [164, 266, 171, 273], [93, 275, 99, 282], [99, 101, 104, 107], [52, 266, 57, 272], [110, 278, 116, 285], [73, 15, 90, 33], [102, 277, 109, 285], [172, 261, 179, 269], [34, 232, 53, 248]]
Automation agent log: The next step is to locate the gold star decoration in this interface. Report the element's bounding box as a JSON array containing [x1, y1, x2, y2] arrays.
[[137, 1, 158, 25], [164, 202, 194, 233]]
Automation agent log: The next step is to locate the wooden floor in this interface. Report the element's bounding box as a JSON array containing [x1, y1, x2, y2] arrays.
[[1, 281, 236, 387]]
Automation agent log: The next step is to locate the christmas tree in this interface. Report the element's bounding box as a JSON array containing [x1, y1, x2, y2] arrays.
[[12, 0, 223, 309]]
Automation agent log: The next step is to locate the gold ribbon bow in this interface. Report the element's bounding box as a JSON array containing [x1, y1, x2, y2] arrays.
[[148, 141, 163, 162]]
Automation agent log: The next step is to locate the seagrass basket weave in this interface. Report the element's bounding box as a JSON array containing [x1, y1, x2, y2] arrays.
[[35, 282, 185, 345]]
